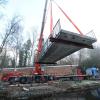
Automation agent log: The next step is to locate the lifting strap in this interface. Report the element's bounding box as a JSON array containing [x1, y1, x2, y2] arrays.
[[50, 0, 53, 36], [53, 1, 83, 36]]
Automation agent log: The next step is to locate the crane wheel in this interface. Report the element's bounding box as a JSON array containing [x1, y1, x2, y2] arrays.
[[8, 77, 16, 84], [19, 77, 27, 84]]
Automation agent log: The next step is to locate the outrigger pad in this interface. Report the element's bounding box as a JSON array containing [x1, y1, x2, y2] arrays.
[[38, 29, 97, 64]]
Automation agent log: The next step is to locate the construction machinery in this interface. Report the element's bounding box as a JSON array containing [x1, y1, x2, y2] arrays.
[[32, 0, 96, 82], [1, 0, 97, 84]]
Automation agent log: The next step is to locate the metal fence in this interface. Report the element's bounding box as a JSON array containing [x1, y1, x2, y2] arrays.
[[86, 30, 97, 40], [38, 19, 61, 60]]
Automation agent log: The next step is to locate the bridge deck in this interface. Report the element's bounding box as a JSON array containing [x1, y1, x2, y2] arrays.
[[37, 19, 96, 64], [38, 29, 96, 64]]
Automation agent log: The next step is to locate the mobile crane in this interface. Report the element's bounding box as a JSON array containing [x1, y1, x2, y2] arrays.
[[1, 0, 96, 84]]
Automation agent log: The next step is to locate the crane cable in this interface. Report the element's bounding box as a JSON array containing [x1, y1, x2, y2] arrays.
[[50, 0, 53, 36], [53, 0, 83, 36]]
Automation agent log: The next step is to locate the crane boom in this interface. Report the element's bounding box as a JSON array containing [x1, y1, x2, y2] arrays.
[[37, 0, 48, 53], [34, 0, 48, 74], [40, 0, 48, 35]]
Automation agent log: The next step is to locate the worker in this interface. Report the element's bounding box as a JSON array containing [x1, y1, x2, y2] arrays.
[[86, 66, 100, 79], [91, 66, 99, 79]]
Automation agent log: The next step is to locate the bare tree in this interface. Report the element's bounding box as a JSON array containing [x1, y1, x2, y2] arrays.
[[8, 16, 23, 68], [0, 16, 23, 68], [0, 16, 22, 54]]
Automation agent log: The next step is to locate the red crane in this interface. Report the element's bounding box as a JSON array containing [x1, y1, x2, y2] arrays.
[[34, 0, 83, 75], [34, 0, 48, 75]]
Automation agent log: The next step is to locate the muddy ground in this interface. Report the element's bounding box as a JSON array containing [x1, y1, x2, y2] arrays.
[[0, 80, 100, 100]]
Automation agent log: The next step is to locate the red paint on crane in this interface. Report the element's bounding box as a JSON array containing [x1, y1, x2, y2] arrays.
[[54, 1, 83, 36]]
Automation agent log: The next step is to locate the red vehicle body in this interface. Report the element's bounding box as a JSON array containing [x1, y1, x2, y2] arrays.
[[2, 71, 22, 81]]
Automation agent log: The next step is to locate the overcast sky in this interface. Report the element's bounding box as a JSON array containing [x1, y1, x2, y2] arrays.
[[1, 0, 100, 43]]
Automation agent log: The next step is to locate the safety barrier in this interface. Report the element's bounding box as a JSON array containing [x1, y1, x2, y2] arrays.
[[38, 19, 61, 60]]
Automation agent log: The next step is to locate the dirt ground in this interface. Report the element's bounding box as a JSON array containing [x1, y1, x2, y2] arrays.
[[0, 80, 100, 100]]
